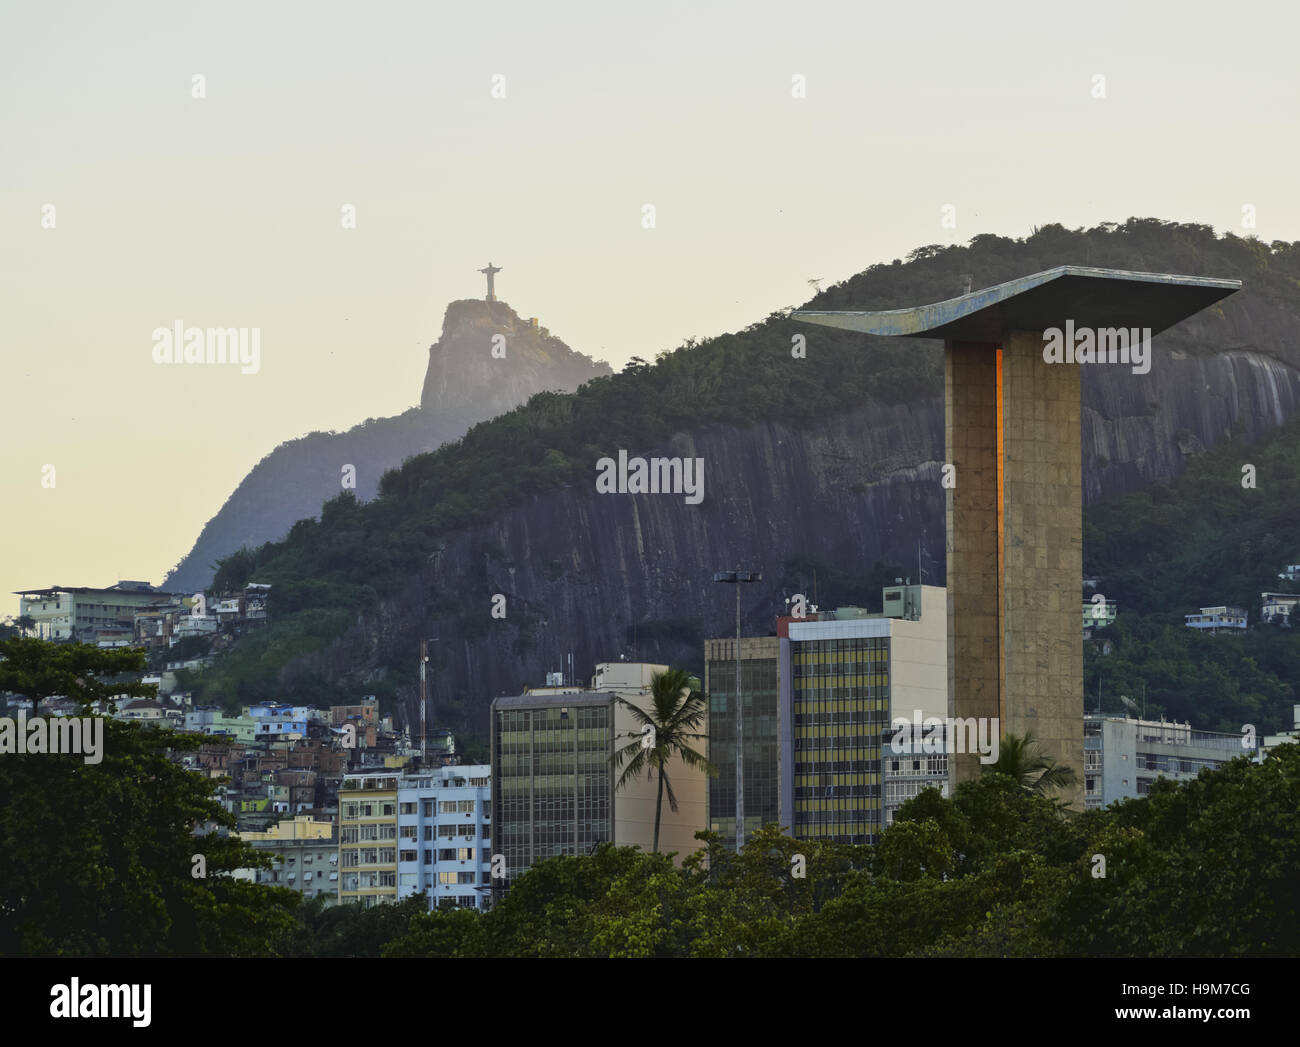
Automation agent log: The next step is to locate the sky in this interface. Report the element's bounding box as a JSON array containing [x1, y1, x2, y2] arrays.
[[2, 0, 1298, 608]]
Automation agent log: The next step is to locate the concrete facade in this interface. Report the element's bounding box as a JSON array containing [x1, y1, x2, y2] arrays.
[[945, 344, 1003, 786], [1084, 714, 1253, 807], [945, 334, 1082, 803], [235, 815, 338, 902], [1000, 330, 1083, 805], [396, 766, 492, 911], [599, 662, 709, 860]]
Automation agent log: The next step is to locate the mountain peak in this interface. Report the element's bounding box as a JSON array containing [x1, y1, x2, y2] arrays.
[[420, 298, 611, 413]]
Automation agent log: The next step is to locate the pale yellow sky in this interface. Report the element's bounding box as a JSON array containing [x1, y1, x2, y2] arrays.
[[3, 0, 1298, 608]]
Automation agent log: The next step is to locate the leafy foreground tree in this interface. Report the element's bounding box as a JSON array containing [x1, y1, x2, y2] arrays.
[[611, 668, 716, 852], [1049, 743, 1300, 957], [0, 638, 300, 957], [276, 893, 431, 957], [982, 731, 1078, 796], [384, 826, 869, 958], [381, 750, 1300, 957]]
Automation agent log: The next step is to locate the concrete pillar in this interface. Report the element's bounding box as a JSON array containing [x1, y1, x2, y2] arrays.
[[945, 342, 1001, 786], [945, 333, 1084, 804], [1001, 329, 1083, 806]]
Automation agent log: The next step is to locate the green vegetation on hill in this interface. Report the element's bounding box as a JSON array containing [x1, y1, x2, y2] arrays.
[[1084, 411, 1300, 733], [186, 219, 1300, 714]]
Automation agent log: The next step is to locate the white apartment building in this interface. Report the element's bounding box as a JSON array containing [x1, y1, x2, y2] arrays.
[[1084, 714, 1253, 808]]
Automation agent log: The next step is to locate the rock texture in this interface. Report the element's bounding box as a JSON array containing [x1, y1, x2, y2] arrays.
[[283, 319, 1300, 739]]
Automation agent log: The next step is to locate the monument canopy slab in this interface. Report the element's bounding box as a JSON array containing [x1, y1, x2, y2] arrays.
[[792, 266, 1240, 343]]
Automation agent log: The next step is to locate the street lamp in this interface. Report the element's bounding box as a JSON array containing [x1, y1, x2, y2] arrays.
[[420, 636, 438, 765], [713, 568, 761, 853]]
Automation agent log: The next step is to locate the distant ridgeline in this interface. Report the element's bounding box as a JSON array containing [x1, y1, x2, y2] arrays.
[[162, 298, 610, 593], [180, 221, 1300, 741]]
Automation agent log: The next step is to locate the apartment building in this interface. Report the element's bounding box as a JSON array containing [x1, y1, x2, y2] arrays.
[[1083, 714, 1254, 808], [1184, 606, 1248, 633], [235, 815, 338, 903], [15, 581, 175, 643], [338, 771, 399, 907], [397, 765, 492, 911]]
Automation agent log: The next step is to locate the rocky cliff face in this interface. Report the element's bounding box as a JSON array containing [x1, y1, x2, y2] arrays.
[[163, 300, 611, 593], [420, 300, 608, 414], [281, 282, 1300, 738]]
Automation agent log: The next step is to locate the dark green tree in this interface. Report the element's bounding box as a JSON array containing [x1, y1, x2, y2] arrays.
[[0, 638, 300, 956]]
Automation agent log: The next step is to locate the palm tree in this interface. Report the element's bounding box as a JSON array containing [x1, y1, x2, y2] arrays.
[[982, 731, 1078, 796], [611, 668, 717, 852]]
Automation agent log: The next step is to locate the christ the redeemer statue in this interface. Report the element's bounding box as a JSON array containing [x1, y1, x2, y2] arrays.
[[479, 263, 502, 302]]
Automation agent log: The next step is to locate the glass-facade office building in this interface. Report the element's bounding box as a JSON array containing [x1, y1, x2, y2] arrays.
[[703, 636, 780, 848], [778, 588, 948, 848], [788, 634, 890, 844], [491, 692, 614, 886]]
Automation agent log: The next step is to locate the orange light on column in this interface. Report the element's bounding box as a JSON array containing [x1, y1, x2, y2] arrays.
[[995, 346, 1005, 726]]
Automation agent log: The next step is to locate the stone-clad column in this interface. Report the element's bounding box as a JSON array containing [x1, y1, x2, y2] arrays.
[[945, 342, 1001, 786], [1000, 329, 1083, 806]]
